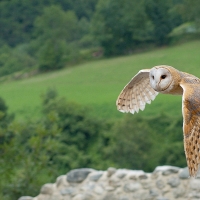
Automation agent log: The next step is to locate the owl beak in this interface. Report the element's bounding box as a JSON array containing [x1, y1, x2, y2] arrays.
[[153, 81, 161, 92], [156, 79, 162, 89]]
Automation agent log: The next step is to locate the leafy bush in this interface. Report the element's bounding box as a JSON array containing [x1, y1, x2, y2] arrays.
[[106, 113, 186, 172], [0, 89, 111, 199], [0, 89, 187, 199], [0, 45, 36, 77], [33, 6, 82, 71]]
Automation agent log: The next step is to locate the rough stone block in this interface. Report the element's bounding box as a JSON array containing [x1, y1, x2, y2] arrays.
[[67, 168, 94, 183], [154, 166, 180, 175], [19, 166, 198, 200], [123, 182, 141, 192], [179, 167, 190, 179], [107, 167, 117, 177], [167, 177, 180, 187], [18, 197, 33, 200], [40, 183, 54, 195], [89, 172, 103, 181]]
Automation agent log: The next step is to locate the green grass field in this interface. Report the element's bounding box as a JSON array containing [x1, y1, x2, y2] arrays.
[[1, 41, 200, 120]]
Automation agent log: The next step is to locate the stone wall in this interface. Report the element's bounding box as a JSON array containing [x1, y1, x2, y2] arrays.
[[19, 166, 200, 200]]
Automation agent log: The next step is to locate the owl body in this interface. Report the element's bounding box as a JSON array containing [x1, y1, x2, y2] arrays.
[[116, 65, 200, 177]]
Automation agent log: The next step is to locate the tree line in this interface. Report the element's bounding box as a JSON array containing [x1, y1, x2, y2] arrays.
[[0, 89, 185, 200], [0, 0, 199, 76], [0, 1, 199, 199]]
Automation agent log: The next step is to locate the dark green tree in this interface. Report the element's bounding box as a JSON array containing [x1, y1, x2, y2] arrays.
[[41, 90, 111, 170], [33, 5, 80, 71], [179, 0, 200, 28], [34, 6, 79, 42], [56, 0, 99, 19], [145, 0, 180, 45], [92, 0, 154, 56], [0, 45, 36, 76], [0, 0, 100, 47], [0, 0, 54, 46]]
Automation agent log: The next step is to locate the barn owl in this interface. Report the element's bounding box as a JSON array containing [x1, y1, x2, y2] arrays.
[[116, 65, 200, 178]]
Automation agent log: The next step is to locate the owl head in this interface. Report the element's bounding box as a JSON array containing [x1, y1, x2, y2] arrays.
[[149, 65, 180, 94]]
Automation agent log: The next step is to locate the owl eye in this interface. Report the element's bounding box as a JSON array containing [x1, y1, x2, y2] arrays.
[[161, 75, 166, 79], [152, 75, 154, 79]]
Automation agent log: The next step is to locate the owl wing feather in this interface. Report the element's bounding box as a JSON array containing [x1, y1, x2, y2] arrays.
[[116, 69, 158, 114], [180, 76, 200, 177]]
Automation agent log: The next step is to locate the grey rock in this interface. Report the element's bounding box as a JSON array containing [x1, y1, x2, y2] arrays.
[[105, 186, 115, 191], [94, 185, 104, 194], [107, 167, 116, 177], [162, 187, 170, 195], [139, 191, 154, 200], [40, 183, 54, 195], [119, 197, 129, 200], [173, 187, 185, 198], [56, 175, 68, 187], [156, 179, 165, 189], [154, 166, 180, 176], [60, 187, 76, 196], [18, 197, 33, 200], [109, 176, 121, 188], [162, 171, 172, 176], [89, 172, 103, 181], [116, 172, 126, 179], [72, 193, 91, 200], [188, 192, 200, 198], [196, 170, 200, 178], [156, 197, 169, 200], [128, 170, 145, 180], [140, 180, 152, 189], [179, 167, 190, 179], [123, 183, 141, 192], [103, 193, 117, 200], [151, 172, 159, 179], [190, 179, 200, 190], [154, 165, 180, 172], [129, 175, 137, 180], [149, 189, 160, 197], [132, 191, 147, 200], [72, 192, 94, 200], [139, 174, 148, 180], [85, 192, 95, 199], [167, 177, 180, 187], [67, 168, 94, 183], [81, 182, 96, 191], [48, 194, 63, 200]]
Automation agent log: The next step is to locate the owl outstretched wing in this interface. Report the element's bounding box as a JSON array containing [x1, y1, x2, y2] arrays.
[[116, 69, 158, 114], [180, 78, 200, 177]]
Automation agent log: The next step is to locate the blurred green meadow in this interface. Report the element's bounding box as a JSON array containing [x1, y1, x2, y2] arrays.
[[0, 40, 200, 120]]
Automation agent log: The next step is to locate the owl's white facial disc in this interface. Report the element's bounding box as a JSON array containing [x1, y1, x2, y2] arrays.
[[149, 67, 173, 92]]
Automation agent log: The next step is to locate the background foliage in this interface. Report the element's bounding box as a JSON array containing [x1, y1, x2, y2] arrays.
[[0, 90, 186, 199], [0, 0, 200, 199], [0, 0, 199, 76]]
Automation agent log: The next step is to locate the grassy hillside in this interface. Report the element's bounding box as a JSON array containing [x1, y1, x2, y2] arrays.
[[1, 41, 200, 120]]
